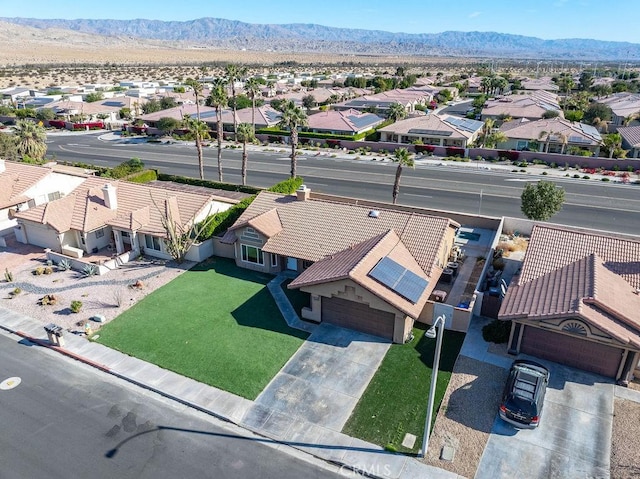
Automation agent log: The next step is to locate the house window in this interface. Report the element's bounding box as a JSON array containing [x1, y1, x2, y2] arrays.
[[516, 140, 529, 151], [302, 260, 313, 269], [27, 199, 36, 208], [270, 254, 278, 267], [241, 244, 264, 265], [145, 235, 162, 251], [121, 231, 130, 237], [95, 228, 105, 239]]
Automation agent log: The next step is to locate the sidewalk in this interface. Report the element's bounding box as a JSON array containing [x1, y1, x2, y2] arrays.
[[0, 304, 460, 479]]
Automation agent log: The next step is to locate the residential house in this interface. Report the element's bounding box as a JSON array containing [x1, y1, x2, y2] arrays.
[[379, 114, 483, 148], [499, 224, 640, 384], [497, 117, 602, 155], [0, 160, 87, 234], [305, 109, 384, 137], [616, 125, 640, 157], [520, 77, 560, 92], [481, 90, 562, 122], [333, 87, 434, 116], [221, 187, 460, 343], [598, 92, 640, 128], [14, 177, 241, 263]]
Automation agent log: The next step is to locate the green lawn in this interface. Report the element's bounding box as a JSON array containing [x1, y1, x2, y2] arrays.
[[281, 279, 310, 319], [342, 324, 465, 454], [96, 258, 308, 400]]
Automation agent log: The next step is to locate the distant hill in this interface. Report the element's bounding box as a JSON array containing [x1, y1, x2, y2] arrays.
[[2, 17, 639, 61]]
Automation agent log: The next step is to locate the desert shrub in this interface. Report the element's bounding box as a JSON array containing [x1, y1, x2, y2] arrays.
[[44, 266, 53, 275], [82, 264, 98, 277], [126, 170, 157, 183], [40, 294, 58, 306], [33, 266, 45, 275], [70, 300, 83, 313], [57, 259, 71, 271], [482, 319, 511, 343]]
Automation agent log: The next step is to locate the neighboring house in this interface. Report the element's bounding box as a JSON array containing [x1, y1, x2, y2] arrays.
[[481, 90, 561, 122], [0, 160, 87, 234], [499, 224, 640, 384], [520, 77, 560, 92], [221, 187, 460, 343], [616, 125, 640, 157], [333, 87, 434, 116], [598, 92, 640, 128], [379, 114, 483, 147], [305, 109, 384, 137], [47, 98, 127, 124], [14, 177, 240, 262], [497, 117, 602, 155]]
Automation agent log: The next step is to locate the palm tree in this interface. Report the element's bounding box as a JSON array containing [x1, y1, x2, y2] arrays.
[[184, 78, 203, 121], [538, 130, 553, 153], [244, 77, 262, 131], [207, 79, 228, 182], [14, 119, 47, 161], [277, 100, 308, 178], [225, 63, 248, 137], [236, 123, 255, 186], [183, 114, 210, 180], [603, 133, 623, 158], [391, 148, 414, 204], [387, 102, 407, 122]]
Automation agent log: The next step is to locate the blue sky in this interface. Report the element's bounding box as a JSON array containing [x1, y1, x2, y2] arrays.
[[2, 0, 637, 43]]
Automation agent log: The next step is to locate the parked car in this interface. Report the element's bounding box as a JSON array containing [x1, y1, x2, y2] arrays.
[[499, 360, 550, 428]]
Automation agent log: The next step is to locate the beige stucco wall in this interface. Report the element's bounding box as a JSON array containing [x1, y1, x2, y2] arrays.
[[213, 237, 236, 259], [232, 226, 282, 274], [419, 301, 472, 333]]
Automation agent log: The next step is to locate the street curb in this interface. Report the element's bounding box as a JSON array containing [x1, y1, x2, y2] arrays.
[[0, 324, 402, 479]]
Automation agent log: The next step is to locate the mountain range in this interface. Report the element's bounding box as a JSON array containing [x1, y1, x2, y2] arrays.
[[2, 17, 639, 61]]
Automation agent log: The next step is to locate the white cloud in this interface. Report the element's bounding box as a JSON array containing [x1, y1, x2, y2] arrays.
[[468, 11, 482, 18]]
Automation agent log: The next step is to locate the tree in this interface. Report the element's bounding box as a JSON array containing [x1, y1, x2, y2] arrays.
[[302, 94, 316, 109], [14, 119, 47, 161], [184, 78, 204, 120], [244, 77, 261, 130], [142, 99, 161, 114], [390, 148, 414, 204], [578, 71, 594, 91], [225, 63, 247, 137], [277, 100, 307, 178], [584, 103, 613, 124], [542, 110, 560, 119], [186, 116, 211, 180], [603, 133, 623, 158], [206, 79, 228, 182], [478, 118, 507, 148], [160, 97, 177, 110], [387, 102, 407, 122], [0, 128, 17, 160], [35, 108, 56, 122], [156, 117, 181, 136], [564, 110, 584, 122], [520, 180, 566, 221], [85, 92, 104, 103], [236, 123, 255, 186]]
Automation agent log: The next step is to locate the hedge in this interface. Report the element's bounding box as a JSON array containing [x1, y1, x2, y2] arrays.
[[156, 174, 261, 194], [126, 170, 157, 183], [196, 196, 255, 241], [415, 144, 436, 153], [267, 177, 304, 194]]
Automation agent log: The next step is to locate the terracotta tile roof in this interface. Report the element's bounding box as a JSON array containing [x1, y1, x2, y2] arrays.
[[290, 229, 432, 318], [233, 208, 283, 238], [483, 91, 560, 119], [499, 117, 601, 145], [307, 109, 384, 134], [0, 161, 52, 209], [518, 224, 640, 289], [500, 253, 640, 348], [15, 177, 221, 236], [224, 191, 457, 277], [379, 114, 483, 140], [617, 125, 640, 148]]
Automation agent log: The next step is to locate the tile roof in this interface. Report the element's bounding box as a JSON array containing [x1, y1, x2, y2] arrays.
[[15, 177, 221, 236], [616, 125, 640, 148], [499, 117, 602, 145], [307, 109, 384, 133], [290, 230, 432, 318], [500, 253, 640, 348], [0, 161, 55, 209], [483, 91, 561, 119], [224, 191, 457, 278], [379, 114, 482, 139], [598, 92, 640, 118]]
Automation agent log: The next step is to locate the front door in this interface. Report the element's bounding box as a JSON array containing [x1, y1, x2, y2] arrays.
[[286, 257, 297, 271]]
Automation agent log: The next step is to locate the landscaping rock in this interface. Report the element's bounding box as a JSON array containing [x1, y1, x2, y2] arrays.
[[91, 314, 106, 323]]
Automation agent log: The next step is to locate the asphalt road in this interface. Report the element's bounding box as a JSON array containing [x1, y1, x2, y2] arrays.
[[46, 133, 640, 236], [0, 334, 349, 479]]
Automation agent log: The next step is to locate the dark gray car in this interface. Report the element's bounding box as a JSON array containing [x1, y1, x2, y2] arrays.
[[499, 360, 550, 429]]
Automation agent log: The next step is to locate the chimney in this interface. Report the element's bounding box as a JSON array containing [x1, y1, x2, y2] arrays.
[[296, 184, 310, 201], [0, 159, 5, 174], [102, 183, 118, 210]]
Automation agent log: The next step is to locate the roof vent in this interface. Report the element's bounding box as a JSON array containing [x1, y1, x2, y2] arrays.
[[368, 210, 380, 218]]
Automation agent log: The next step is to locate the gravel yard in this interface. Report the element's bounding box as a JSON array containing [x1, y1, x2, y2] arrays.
[[424, 354, 508, 478], [1, 251, 193, 334], [611, 398, 640, 479]]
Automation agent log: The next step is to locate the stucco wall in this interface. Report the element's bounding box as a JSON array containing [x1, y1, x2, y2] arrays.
[[212, 237, 235, 259], [185, 239, 214, 262]]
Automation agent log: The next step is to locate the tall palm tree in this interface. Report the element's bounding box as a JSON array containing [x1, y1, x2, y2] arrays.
[[236, 123, 255, 186], [183, 114, 210, 180], [391, 148, 414, 204], [603, 132, 623, 158], [207, 79, 228, 182], [277, 100, 308, 178], [387, 102, 407, 122], [184, 78, 203, 121], [14, 119, 47, 161], [244, 77, 261, 131], [225, 63, 248, 137]]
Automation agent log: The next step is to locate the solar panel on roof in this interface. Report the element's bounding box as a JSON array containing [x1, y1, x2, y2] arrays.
[[408, 128, 452, 136], [368, 256, 429, 304]]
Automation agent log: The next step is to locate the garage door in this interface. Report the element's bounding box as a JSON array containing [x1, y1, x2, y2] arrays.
[[23, 224, 59, 250], [322, 296, 395, 340], [521, 326, 622, 378]]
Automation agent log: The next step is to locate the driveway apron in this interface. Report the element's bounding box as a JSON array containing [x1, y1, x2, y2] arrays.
[[241, 323, 390, 438], [475, 361, 614, 479]]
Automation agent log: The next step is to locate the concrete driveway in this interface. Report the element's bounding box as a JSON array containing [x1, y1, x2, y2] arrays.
[[475, 361, 614, 479], [241, 323, 390, 437]]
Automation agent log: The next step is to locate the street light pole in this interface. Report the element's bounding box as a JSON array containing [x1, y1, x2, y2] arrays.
[[419, 315, 446, 459]]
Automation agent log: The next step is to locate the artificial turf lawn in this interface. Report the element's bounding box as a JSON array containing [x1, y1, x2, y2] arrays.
[[281, 279, 311, 319], [342, 324, 465, 454], [96, 257, 308, 400]]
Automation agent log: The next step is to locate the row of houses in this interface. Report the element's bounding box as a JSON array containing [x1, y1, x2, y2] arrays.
[[2, 159, 638, 385]]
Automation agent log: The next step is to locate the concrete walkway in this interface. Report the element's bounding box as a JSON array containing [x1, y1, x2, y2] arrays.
[[0, 304, 459, 479]]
